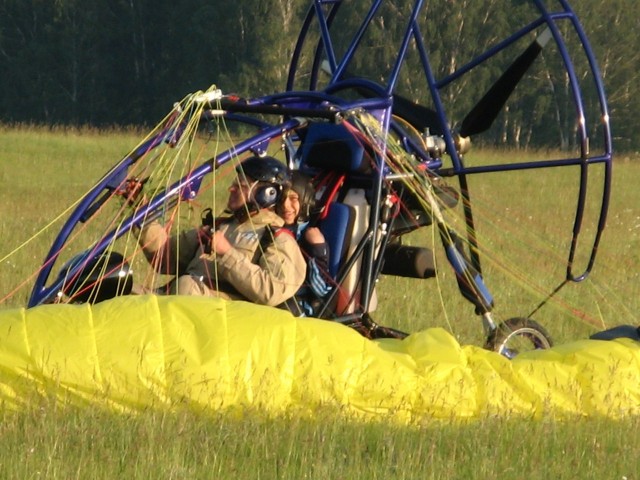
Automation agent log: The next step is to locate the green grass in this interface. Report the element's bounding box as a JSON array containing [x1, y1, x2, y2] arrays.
[[0, 125, 143, 306], [0, 126, 639, 478], [380, 151, 638, 346], [0, 405, 638, 479]]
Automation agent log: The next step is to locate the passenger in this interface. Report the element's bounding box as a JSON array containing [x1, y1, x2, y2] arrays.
[[277, 170, 332, 316], [137, 156, 306, 307]]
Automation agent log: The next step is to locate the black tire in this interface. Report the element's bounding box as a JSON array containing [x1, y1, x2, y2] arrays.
[[485, 317, 553, 359]]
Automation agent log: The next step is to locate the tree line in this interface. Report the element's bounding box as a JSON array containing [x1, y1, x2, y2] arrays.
[[0, 0, 638, 151]]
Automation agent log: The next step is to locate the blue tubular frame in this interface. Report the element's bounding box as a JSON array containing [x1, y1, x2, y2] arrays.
[[30, 0, 612, 316], [29, 132, 169, 307], [29, 91, 356, 306], [286, 0, 612, 295], [29, 117, 305, 306]]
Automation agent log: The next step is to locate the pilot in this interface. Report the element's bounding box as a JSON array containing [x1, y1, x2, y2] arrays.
[[138, 156, 306, 307]]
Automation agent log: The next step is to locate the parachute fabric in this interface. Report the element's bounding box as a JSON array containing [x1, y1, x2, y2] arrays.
[[0, 295, 638, 421]]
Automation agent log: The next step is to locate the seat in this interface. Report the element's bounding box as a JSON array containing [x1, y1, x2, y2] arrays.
[[298, 122, 374, 316], [318, 203, 355, 278], [299, 122, 370, 174]]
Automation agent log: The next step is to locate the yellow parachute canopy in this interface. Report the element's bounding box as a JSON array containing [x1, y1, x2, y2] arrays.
[[0, 295, 638, 422]]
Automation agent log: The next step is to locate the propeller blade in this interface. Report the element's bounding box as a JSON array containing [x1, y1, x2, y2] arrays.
[[354, 88, 445, 136], [320, 60, 444, 135], [459, 28, 552, 138], [389, 94, 444, 136]]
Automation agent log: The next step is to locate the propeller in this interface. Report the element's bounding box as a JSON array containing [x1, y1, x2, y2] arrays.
[[320, 60, 445, 135], [322, 27, 552, 141], [459, 27, 552, 138], [387, 94, 444, 136]]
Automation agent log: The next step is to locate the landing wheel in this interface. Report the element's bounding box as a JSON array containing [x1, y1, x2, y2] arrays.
[[485, 317, 553, 359]]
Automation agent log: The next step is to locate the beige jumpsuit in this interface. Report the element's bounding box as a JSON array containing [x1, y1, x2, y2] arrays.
[[139, 209, 306, 307]]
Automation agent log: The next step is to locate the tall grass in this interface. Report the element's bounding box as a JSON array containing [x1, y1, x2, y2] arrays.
[[0, 404, 638, 479], [0, 125, 143, 306], [0, 126, 639, 478]]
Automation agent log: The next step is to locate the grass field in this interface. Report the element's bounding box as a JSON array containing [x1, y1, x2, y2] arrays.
[[0, 126, 639, 478]]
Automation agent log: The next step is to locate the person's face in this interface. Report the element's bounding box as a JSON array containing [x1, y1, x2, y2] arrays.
[[227, 178, 253, 211], [278, 189, 301, 225]]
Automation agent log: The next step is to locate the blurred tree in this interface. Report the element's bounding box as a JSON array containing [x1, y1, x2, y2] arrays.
[[0, 0, 636, 150]]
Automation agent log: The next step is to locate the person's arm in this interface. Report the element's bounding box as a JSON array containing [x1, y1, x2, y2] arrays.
[[300, 227, 332, 298], [301, 227, 330, 270], [214, 230, 306, 306], [138, 221, 202, 275]]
